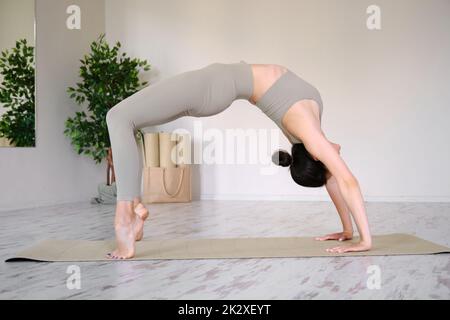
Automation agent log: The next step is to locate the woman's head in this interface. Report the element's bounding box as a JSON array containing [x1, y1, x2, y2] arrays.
[[272, 143, 328, 187]]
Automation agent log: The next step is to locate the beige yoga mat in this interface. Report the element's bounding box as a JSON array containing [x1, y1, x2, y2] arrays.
[[143, 132, 160, 167], [175, 133, 191, 166], [159, 132, 177, 168], [5, 234, 449, 262], [137, 131, 147, 167]]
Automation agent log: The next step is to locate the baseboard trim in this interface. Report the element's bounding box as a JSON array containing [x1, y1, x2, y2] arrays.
[[1, 194, 449, 214], [0, 199, 98, 214], [198, 193, 450, 202]]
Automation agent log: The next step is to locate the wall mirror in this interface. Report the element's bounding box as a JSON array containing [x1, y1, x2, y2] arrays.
[[0, 0, 35, 147]]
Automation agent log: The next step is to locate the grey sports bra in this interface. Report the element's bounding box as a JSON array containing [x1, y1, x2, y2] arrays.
[[242, 61, 323, 144]]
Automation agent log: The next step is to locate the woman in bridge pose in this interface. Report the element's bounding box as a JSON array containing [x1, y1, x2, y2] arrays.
[[105, 60, 372, 259]]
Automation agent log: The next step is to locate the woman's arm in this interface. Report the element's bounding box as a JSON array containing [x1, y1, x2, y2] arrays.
[[323, 174, 372, 253], [283, 101, 372, 253], [315, 174, 354, 241], [311, 141, 355, 237]]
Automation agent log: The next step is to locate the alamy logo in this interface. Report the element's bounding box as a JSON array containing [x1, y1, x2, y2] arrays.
[[66, 5, 81, 30], [66, 265, 81, 290], [366, 265, 381, 290], [366, 5, 382, 30]]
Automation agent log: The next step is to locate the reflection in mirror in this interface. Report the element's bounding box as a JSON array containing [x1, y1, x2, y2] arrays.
[[0, 0, 35, 147]]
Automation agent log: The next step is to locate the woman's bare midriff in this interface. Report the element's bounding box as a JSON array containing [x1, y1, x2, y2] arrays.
[[248, 64, 288, 105]]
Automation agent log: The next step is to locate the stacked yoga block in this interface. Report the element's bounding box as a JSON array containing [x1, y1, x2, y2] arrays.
[[139, 131, 192, 203]]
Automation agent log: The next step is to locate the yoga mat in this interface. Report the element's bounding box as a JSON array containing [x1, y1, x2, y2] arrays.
[[135, 130, 145, 168], [159, 132, 177, 168], [175, 133, 191, 166], [143, 132, 160, 167], [5, 234, 449, 262]]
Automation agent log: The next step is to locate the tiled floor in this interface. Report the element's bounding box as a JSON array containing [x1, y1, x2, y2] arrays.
[[0, 200, 449, 299]]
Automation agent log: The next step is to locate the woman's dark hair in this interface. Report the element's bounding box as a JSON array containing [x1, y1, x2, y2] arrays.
[[272, 143, 328, 187]]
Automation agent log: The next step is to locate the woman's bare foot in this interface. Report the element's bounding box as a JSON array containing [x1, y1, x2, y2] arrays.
[[107, 201, 136, 259], [133, 203, 149, 241]]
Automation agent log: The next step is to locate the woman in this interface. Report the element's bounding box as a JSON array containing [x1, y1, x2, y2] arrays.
[[106, 61, 372, 259]]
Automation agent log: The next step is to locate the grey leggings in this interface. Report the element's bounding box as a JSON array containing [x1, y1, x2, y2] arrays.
[[106, 61, 254, 201]]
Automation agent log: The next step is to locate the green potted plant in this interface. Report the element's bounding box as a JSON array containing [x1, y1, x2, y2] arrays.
[[65, 34, 150, 201], [0, 39, 35, 147]]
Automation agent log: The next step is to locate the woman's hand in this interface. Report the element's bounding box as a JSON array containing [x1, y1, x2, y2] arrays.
[[326, 241, 372, 254], [315, 231, 353, 242]]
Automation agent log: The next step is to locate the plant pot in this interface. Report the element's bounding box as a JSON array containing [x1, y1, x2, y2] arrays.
[[91, 182, 117, 204]]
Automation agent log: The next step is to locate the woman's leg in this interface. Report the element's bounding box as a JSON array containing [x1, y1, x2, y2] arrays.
[[133, 196, 148, 241], [107, 197, 147, 259], [105, 68, 206, 259]]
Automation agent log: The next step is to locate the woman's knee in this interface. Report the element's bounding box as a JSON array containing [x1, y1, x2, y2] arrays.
[[106, 107, 117, 127], [106, 106, 134, 133]]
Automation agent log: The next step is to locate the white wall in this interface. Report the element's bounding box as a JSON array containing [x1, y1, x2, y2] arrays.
[[105, 0, 450, 202], [0, 0, 105, 211], [1, 0, 449, 212]]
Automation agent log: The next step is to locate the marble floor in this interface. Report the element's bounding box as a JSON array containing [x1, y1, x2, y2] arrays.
[[0, 200, 449, 299]]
